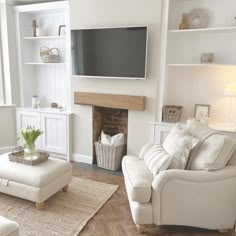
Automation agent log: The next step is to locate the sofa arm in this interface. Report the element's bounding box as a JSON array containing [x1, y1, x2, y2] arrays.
[[151, 165, 236, 229]]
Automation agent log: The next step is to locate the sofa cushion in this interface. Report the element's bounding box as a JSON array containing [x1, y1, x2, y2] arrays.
[[163, 124, 198, 169], [0, 154, 72, 188], [139, 143, 154, 159], [122, 156, 153, 203], [186, 120, 236, 170], [228, 147, 236, 166], [143, 145, 172, 176], [188, 134, 235, 170], [0, 216, 19, 236]]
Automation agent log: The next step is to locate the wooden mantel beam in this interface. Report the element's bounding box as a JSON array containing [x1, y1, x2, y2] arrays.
[[74, 92, 146, 111]]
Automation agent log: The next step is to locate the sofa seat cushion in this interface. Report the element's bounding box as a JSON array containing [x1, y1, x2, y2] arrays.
[[0, 154, 72, 188], [122, 156, 153, 203], [0, 216, 19, 236]]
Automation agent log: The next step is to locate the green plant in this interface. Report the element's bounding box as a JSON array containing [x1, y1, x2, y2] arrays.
[[18, 126, 43, 150]]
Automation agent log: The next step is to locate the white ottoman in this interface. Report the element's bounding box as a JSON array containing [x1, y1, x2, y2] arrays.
[[0, 216, 19, 236], [0, 154, 72, 209]]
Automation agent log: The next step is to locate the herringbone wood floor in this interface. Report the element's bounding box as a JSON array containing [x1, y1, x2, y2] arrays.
[[72, 163, 234, 236]]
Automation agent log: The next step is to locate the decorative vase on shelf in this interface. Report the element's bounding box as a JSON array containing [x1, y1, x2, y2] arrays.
[[179, 13, 189, 30], [18, 126, 43, 160]]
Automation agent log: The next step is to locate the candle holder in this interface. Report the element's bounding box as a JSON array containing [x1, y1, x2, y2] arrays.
[[31, 20, 38, 37]]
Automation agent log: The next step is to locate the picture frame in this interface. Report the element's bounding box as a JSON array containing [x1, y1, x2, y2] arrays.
[[194, 104, 210, 120], [58, 25, 66, 36]]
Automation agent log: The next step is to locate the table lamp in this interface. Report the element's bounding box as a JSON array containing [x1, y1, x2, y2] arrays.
[[223, 83, 236, 128]]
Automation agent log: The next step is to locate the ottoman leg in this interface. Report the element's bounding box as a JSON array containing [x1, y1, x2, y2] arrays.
[[62, 184, 69, 192], [36, 202, 45, 210]]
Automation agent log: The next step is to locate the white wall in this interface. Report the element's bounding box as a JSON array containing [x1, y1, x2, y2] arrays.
[[0, 2, 19, 105], [70, 0, 162, 161], [0, 106, 16, 151], [0, 2, 19, 150]]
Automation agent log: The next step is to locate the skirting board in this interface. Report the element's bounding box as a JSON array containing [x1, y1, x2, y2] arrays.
[[0, 146, 14, 154], [72, 153, 93, 164], [0, 147, 93, 164]]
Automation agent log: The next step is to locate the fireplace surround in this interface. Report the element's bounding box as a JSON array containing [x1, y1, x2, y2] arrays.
[[74, 92, 146, 163]]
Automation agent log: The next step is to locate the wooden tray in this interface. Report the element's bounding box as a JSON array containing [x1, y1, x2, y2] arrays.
[[8, 149, 49, 166]]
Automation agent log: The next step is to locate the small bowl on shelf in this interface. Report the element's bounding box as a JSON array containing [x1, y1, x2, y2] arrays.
[[51, 102, 58, 108]]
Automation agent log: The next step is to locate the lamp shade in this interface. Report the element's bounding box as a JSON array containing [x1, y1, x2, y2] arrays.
[[223, 83, 236, 97]]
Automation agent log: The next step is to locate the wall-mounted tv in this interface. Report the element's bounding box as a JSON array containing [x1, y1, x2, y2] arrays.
[[71, 26, 148, 79]]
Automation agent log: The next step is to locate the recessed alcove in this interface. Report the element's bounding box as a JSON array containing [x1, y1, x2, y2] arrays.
[[92, 106, 128, 163]]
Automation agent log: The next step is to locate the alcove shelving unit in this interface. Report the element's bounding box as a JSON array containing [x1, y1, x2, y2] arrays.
[[156, 0, 236, 121], [153, 0, 236, 143], [14, 1, 72, 161], [166, 0, 236, 67]]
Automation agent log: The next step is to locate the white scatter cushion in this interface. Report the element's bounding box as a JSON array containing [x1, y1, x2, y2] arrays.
[[101, 131, 111, 145], [139, 143, 155, 159], [189, 134, 236, 170], [144, 145, 172, 176], [163, 124, 199, 169], [101, 131, 125, 146], [111, 133, 125, 146]]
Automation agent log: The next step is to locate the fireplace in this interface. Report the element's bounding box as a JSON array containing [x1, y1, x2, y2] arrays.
[[93, 106, 128, 163], [74, 92, 146, 163]]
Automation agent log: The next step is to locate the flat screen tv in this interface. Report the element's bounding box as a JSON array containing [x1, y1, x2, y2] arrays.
[[71, 26, 147, 79]]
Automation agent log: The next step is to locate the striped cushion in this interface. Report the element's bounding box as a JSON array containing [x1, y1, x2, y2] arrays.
[[144, 145, 172, 176]]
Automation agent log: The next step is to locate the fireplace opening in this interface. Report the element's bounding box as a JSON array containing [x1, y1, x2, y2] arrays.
[[92, 106, 128, 163]]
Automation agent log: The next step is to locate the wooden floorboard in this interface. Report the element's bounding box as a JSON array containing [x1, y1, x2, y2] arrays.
[[72, 163, 233, 236]]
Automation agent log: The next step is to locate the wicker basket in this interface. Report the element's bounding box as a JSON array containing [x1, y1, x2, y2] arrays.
[[95, 141, 126, 171], [162, 105, 183, 123], [40, 46, 60, 63]]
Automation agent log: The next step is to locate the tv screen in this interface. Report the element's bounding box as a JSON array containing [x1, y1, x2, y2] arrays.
[[71, 26, 147, 79]]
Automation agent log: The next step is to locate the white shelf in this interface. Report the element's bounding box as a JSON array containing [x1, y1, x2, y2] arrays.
[[16, 107, 72, 115], [168, 26, 236, 34], [168, 64, 236, 67], [24, 62, 66, 65], [23, 36, 65, 40]]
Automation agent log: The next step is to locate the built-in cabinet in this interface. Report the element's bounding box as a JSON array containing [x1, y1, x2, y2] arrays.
[[151, 122, 236, 145], [16, 109, 41, 147], [157, 0, 236, 123], [14, 2, 72, 161], [16, 108, 71, 161]]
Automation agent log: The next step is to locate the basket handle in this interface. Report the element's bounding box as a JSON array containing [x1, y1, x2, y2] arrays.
[[40, 46, 51, 54], [50, 48, 59, 56]]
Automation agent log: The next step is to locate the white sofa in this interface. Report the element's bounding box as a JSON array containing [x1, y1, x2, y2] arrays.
[[122, 122, 236, 233], [0, 216, 19, 236]]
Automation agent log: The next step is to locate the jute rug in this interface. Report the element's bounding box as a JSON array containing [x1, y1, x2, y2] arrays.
[[0, 177, 118, 236]]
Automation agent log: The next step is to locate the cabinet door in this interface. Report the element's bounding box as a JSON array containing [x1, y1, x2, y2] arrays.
[[41, 113, 67, 154], [154, 123, 188, 144], [16, 110, 42, 148], [154, 124, 173, 145]]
